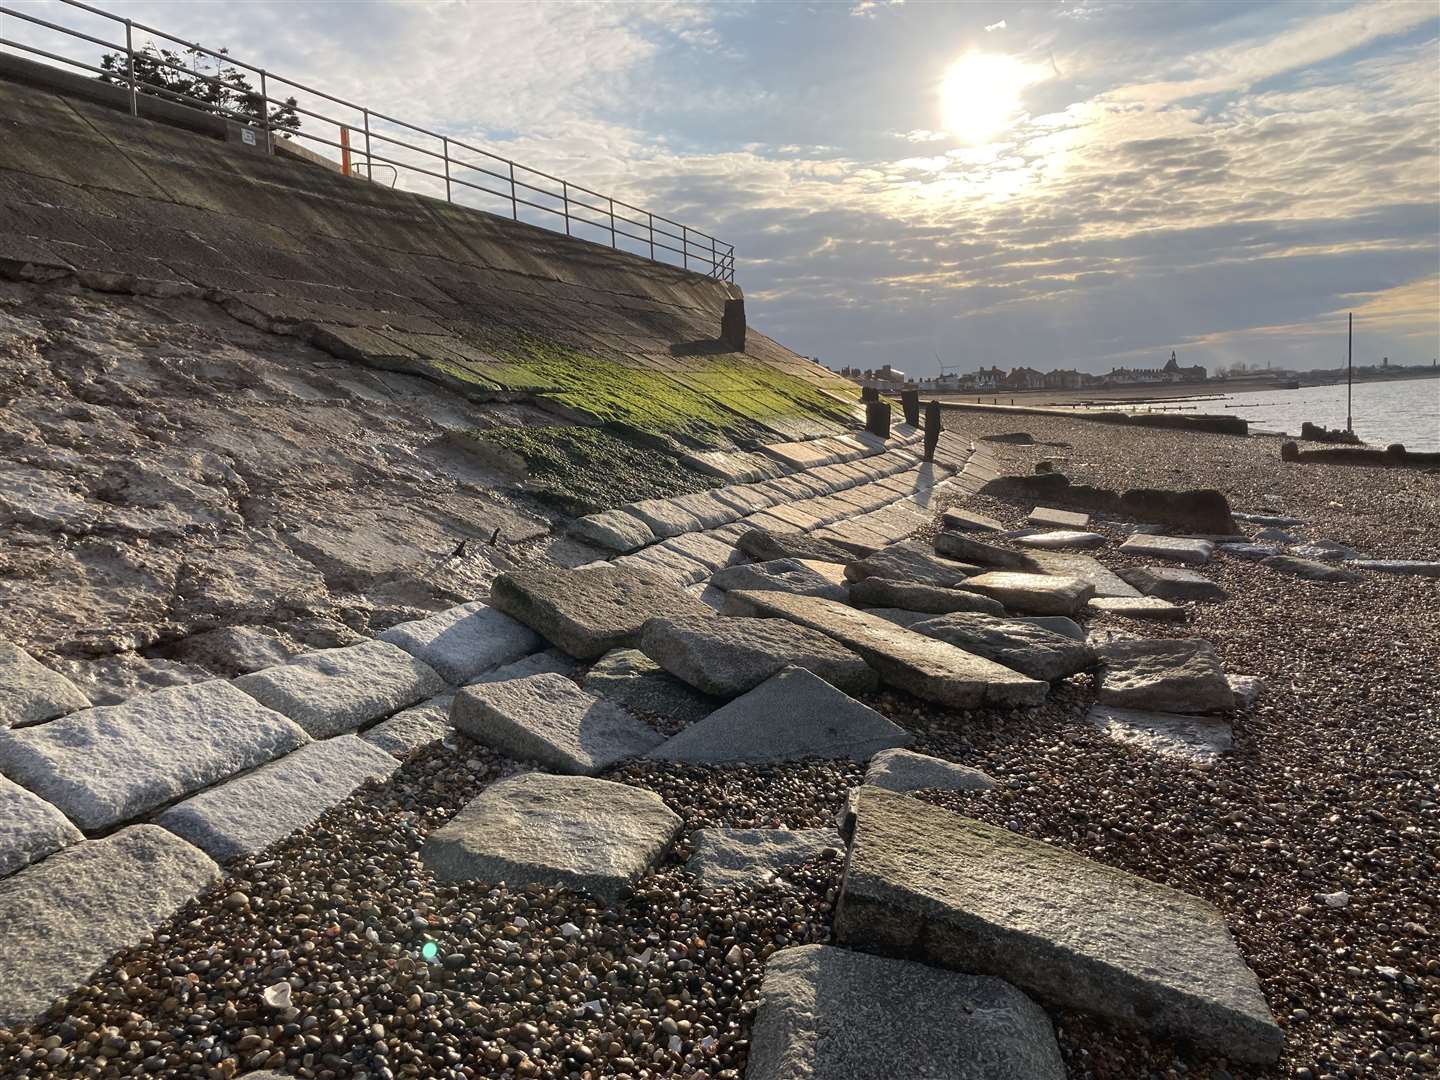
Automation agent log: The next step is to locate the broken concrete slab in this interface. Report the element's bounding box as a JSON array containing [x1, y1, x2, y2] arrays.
[[1118, 534, 1215, 565], [569, 509, 656, 553], [1118, 566, 1228, 602], [1014, 616, 1085, 640], [650, 667, 911, 765], [490, 564, 714, 660], [362, 692, 455, 759], [849, 576, 1007, 616], [859, 607, 933, 629], [233, 640, 446, 739], [1097, 638, 1235, 714], [708, 559, 848, 601], [640, 616, 877, 698], [0, 680, 309, 832], [421, 772, 681, 903], [582, 648, 719, 724], [1089, 705, 1233, 764], [958, 572, 1094, 616], [843, 541, 977, 588], [748, 944, 1065, 1080], [0, 825, 221, 1030], [1088, 596, 1187, 622], [451, 673, 664, 774], [378, 602, 541, 684], [0, 774, 83, 880], [0, 640, 90, 729], [1028, 506, 1090, 529], [1219, 542, 1283, 561], [909, 614, 1098, 681], [1026, 550, 1141, 599], [720, 591, 1048, 709], [934, 531, 1041, 571], [687, 828, 844, 890], [833, 788, 1282, 1063], [1260, 555, 1360, 583], [1228, 673, 1266, 709], [624, 498, 704, 539], [158, 735, 398, 862], [1016, 529, 1106, 551], [1348, 559, 1440, 578], [941, 507, 1004, 532], [737, 528, 872, 563], [865, 747, 996, 793]]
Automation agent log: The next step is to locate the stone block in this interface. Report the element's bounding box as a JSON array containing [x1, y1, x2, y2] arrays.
[[1260, 555, 1360, 582], [833, 788, 1281, 1063], [1118, 534, 1215, 565], [0, 640, 90, 728], [843, 541, 977, 588], [1117, 566, 1228, 602], [159, 735, 397, 861], [422, 772, 681, 903], [0, 680, 308, 831], [451, 673, 664, 774], [0, 774, 83, 880], [379, 602, 541, 684], [234, 640, 446, 738], [1088, 705, 1232, 764], [849, 577, 1006, 616], [687, 828, 844, 889], [909, 614, 1098, 680], [583, 648, 719, 724], [1096, 638, 1235, 714], [708, 559, 848, 601], [935, 532, 1040, 571], [941, 507, 1004, 532], [362, 692, 455, 758], [1088, 596, 1187, 621], [1016, 529, 1106, 551], [569, 510, 656, 553], [958, 572, 1094, 616], [1027, 506, 1089, 528]]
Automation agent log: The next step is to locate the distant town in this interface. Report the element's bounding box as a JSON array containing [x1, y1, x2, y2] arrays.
[[827, 351, 1439, 393]]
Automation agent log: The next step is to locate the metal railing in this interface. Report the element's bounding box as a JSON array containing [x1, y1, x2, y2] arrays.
[[0, 0, 736, 282]]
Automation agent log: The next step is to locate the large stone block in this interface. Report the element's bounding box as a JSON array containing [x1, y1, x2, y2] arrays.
[[379, 601, 541, 684], [1088, 704, 1233, 764], [909, 614, 1098, 681], [1117, 566, 1228, 602], [1118, 534, 1215, 565], [934, 531, 1040, 571], [451, 673, 664, 775], [233, 641, 446, 738], [736, 527, 870, 564], [843, 541, 977, 588], [489, 564, 714, 660], [582, 648, 720, 724], [721, 591, 1047, 709], [641, 615, 877, 698], [957, 571, 1095, 616], [708, 559, 848, 601], [748, 945, 1065, 1080], [1026, 550, 1141, 598], [422, 772, 681, 903], [0, 774, 83, 880], [0, 640, 90, 729], [569, 509, 656, 553], [649, 667, 912, 765], [0, 826, 221, 1030], [834, 788, 1282, 1063], [0, 680, 309, 831], [849, 577, 1006, 616], [1027, 506, 1089, 528], [158, 735, 398, 861], [1097, 638, 1235, 714], [1260, 555, 1360, 582]]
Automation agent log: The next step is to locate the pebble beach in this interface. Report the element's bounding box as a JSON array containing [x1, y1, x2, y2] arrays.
[[1, 413, 1435, 1080]]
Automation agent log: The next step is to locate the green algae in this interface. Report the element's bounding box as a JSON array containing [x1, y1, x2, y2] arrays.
[[477, 425, 719, 515]]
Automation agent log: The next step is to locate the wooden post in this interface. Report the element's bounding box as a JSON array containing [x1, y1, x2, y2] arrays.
[[923, 400, 941, 462], [340, 126, 351, 177]]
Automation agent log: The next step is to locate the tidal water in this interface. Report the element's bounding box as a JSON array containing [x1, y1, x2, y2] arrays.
[[1220, 376, 1440, 451]]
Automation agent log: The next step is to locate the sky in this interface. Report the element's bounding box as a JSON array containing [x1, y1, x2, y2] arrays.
[[6, 0, 1439, 377]]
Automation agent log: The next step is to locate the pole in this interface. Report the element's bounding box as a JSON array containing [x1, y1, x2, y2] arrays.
[[1347, 311, 1353, 433], [259, 70, 270, 152], [442, 136, 451, 203], [340, 125, 350, 177], [124, 20, 137, 116]]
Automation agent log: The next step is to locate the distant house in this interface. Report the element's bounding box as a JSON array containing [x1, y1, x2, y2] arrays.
[[1162, 351, 1207, 382], [1005, 367, 1045, 390], [1043, 368, 1083, 390], [973, 366, 1006, 391]]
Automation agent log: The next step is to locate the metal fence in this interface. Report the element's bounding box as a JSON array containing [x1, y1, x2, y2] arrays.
[[0, 0, 736, 282]]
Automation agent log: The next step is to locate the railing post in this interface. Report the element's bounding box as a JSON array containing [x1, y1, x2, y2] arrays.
[[259, 69, 270, 151], [443, 136, 451, 203], [682, 225, 688, 270], [562, 181, 570, 235], [608, 198, 616, 249], [509, 162, 518, 220], [124, 19, 136, 116], [648, 212, 655, 260], [362, 108, 372, 180], [710, 235, 717, 277]]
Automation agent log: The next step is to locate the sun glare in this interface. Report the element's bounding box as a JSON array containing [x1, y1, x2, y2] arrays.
[[941, 53, 1038, 143]]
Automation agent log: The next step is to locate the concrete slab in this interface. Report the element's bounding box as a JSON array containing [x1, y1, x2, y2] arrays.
[[834, 788, 1281, 1063], [1028, 506, 1090, 528], [1118, 534, 1215, 565], [941, 507, 1004, 532], [640, 615, 877, 698], [233, 640, 446, 738], [0, 774, 83, 880], [158, 735, 398, 861], [909, 614, 1098, 681], [0, 825, 221, 1030], [1089, 596, 1188, 622], [569, 509, 656, 553], [451, 673, 664, 774], [422, 772, 681, 903], [1088, 705, 1233, 765], [379, 601, 541, 684], [1097, 638, 1235, 714], [934, 532, 1040, 571], [958, 572, 1095, 616], [720, 591, 1048, 709], [687, 829, 844, 890], [709, 559, 848, 601], [849, 576, 1006, 616], [0, 680, 308, 831], [748, 945, 1064, 1080], [583, 648, 719, 724], [490, 564, 715, 660], [1117, 566, 1228, 602], [1016, 529, 1106, 551], [649, 667, 911, 764], [0, 640, 90, 729], [843, 540, 977, 588]]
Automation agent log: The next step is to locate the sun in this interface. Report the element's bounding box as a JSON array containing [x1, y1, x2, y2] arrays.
[[941, 53, 1039, 143]]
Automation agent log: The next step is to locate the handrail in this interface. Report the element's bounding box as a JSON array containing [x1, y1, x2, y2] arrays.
[[0, 0, 736, 282]]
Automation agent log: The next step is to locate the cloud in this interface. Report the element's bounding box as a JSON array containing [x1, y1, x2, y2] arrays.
[[984, 19, 1007, 32], [850, 0, 904, 18]]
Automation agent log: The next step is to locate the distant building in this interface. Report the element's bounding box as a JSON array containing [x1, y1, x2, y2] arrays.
[[973, 366, 1006, 391], [1103, 351, 1207, 387], [1005, 366, 1045, 390]]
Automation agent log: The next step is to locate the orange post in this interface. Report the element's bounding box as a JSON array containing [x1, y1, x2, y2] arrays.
[[340, 126, 351, 177]]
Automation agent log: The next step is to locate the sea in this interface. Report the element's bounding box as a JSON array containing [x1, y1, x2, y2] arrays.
[[1144, 376, 1440, 452]]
